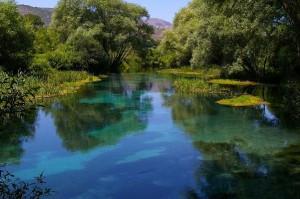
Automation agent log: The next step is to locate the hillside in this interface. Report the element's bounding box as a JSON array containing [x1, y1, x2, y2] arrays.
[[146, 18, 172, 40], [17, 4, 53, 26], [17, 4, 172, 39]]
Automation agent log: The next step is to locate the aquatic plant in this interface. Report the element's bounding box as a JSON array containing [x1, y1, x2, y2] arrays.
[[158, 67, 221, 79], [173, 79, 230, 96], [34, 70, 102, 98], [209, 79, 259, 86], [216, 95, 268, 107]]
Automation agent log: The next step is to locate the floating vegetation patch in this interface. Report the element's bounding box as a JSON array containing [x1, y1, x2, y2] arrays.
[[173, 79, 230, 96], [209, 79, 259, 86], [216, 95, 268, 107], [158, 67, 221, 79]]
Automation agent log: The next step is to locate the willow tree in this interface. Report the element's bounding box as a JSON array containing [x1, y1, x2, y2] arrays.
[[51, 0, 153, 73]]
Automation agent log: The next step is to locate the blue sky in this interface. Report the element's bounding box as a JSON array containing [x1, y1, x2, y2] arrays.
[[16, 0, 190, 22]]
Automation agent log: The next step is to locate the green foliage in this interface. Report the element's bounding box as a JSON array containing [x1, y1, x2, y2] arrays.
[[0, 71, 38, 122], [0, 168, 52, 199], [34, 70, 101, 98], [0, 1, 34, 73], [157, 0, 300, 82], [23, 13, 44, 31], [50, 0, 154, 73]]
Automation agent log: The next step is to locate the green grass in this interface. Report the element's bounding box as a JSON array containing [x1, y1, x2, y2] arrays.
[[25, 71, 102, 98], [173, 79, 230, 96], [209, 79, 259, 86], [158, 67, 221, 80], [216, 95, 268, 107]]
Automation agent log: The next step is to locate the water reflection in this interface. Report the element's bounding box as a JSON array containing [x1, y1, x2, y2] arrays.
[[186, 141, 300, 199], [46, 75, 155, 152], [0, 74, 300, 199], [164, 93, 300, 156], [0, 110, 38, 164]]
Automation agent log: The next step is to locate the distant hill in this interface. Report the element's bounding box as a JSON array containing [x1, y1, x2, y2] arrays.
[[145, 18, 172, 40], [18, 4, 53, 26], [17, 5, 172, 40], [146, 18, 172, 30]]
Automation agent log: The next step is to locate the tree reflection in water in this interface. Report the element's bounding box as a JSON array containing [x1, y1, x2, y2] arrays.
[[46, 75, 154, 152], [0, 109, 38, 164], [164, 92, 300, 199]]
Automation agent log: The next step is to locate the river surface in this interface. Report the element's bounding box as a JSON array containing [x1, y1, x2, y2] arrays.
[[1, 74, 300, 199]]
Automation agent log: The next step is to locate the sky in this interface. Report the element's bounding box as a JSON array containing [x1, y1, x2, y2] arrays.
[[16, 0, 190, 22]]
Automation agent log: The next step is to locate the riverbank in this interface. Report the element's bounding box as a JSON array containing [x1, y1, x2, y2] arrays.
[[33, 71, 103, 99], [157, 67, 221, 79], [158, 67, 270, 106]]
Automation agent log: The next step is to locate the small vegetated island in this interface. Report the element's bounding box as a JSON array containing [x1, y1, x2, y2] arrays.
[[0, 0, 300, 198]]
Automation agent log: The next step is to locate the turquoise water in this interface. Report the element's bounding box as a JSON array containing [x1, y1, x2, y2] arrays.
[[1, 74, 300, 198]]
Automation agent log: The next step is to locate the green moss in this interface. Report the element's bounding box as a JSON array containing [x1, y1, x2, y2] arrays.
[[209, 79, 259, 86], [158, 67, 221, 79], [216, 95, 268, 107]]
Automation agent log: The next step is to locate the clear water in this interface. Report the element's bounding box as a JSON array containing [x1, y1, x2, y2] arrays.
[[1, 74, 300, 199]]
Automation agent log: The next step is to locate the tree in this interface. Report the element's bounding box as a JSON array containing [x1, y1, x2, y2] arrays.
[[0, 0, 34, 73], [157, 0, 299, 82], [23, 14, 44, 31], [51, 0, 154, 73]]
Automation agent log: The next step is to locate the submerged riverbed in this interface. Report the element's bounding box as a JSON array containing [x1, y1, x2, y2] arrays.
[[1, 74, 300, 199]]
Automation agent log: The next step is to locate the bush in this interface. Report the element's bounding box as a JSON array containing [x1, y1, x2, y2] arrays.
[[30, 54, 53, 79], [47, 45, 81, 70], [0, 71, 38, 122]]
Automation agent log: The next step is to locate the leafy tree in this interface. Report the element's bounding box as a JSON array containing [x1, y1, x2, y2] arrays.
[[0, 0, 34, 73], [157, 0, 300, 82], [51, 0, 154, 73], [23, 14, 44, 31]]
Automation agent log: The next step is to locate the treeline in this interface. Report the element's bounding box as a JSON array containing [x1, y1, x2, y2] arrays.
[[1, 0, 300, 82], [152, 0, 300, 83], [0, 0, 154, 75]]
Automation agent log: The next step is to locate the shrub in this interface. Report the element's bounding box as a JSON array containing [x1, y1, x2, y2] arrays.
[[0, 71, 38, 122]]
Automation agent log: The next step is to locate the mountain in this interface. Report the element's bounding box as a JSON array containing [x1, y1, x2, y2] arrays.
[[17, 5, 53, 26], [145, 18, 172, 40], [145, 18, 172, 30], [17, 5, 172, 40]]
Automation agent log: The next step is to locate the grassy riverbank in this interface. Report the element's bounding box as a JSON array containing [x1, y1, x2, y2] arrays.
[[31, 71, 102, 98], [161, 67, 268, 106], [158, 67, 221, 79]]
